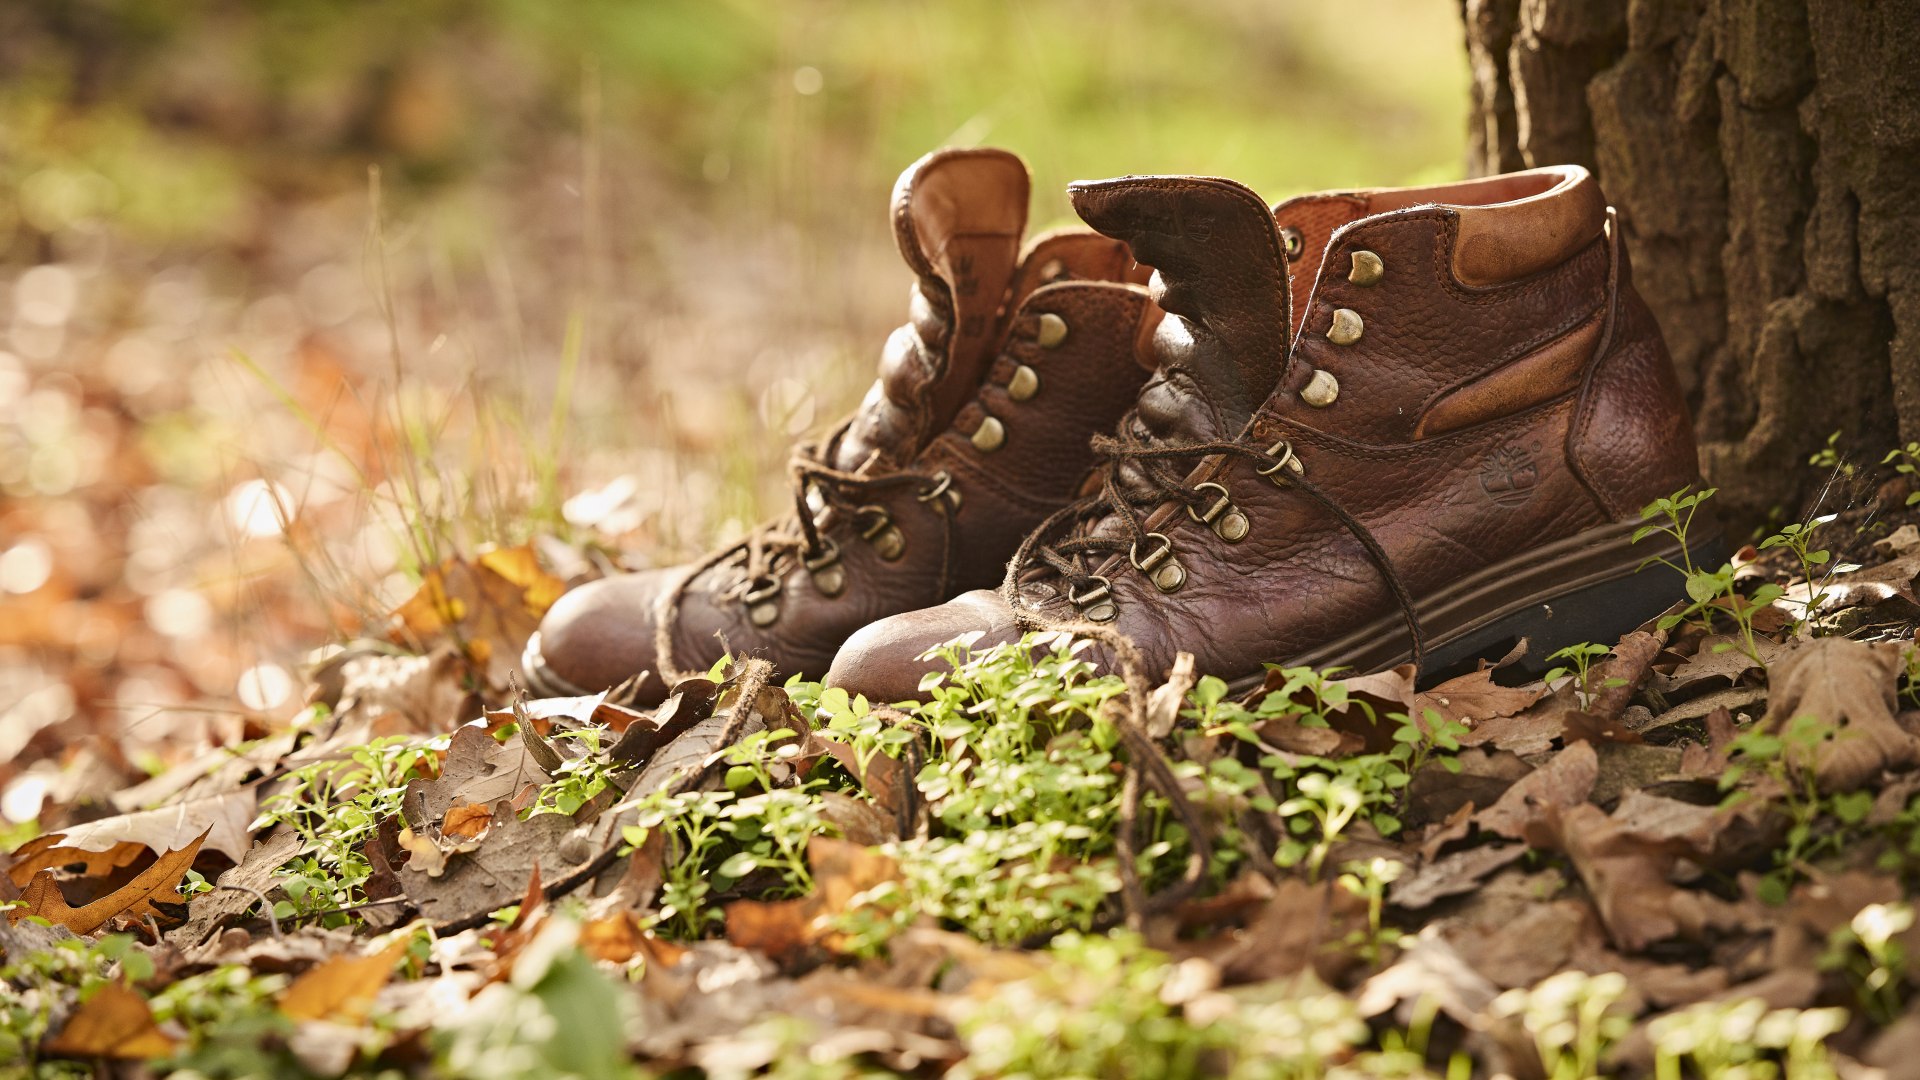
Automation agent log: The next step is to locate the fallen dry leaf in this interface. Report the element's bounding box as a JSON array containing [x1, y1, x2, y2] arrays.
[[169, 828, 302, 947], [1474, 741, 1597, 840], [404, 723, 549, 827], [12, 829, 209, 934], [1391, 843, 1528, 911], [8, 838, 146, 889], [607, 680, 720, 766], [35, 790, 257, 864], [278, 940, 410, 1023], [1762, 636, 1917, 790], [1411, 668, 1542, 728], [390, 545, 567, 684], [442, 802, 496, 840], [724, 837, 902, 962], [43, 983, 181, 1060]]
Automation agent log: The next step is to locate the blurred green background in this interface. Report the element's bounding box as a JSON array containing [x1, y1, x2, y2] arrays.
[[0, 0, 1466, 761]]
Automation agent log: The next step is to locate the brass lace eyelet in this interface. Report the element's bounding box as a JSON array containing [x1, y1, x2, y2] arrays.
[[804, 538, 845, 597], [1279, 225, 1305, 262], [1128, 531, 1186, 593], [1007, 364, 1039, 401], [854, 505, 905, 561], [1036, 312, 1068, 348], [1067, 575, 1117, 623], [1186, 482, 1250, 543], [1257, 439, 1305, 485], [743, 574, 782, 626]]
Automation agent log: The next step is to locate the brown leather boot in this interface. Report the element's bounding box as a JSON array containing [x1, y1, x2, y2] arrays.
[[524, 147, 1158, 704], [826, 166, 1723, 701]]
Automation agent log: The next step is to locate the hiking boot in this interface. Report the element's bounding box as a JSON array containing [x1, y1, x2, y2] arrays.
[[523, 147, 1158, 703], [826, 166, 1723, 701]]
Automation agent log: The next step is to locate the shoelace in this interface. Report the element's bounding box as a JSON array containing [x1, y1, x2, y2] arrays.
[[651, 312, 1056, 683], [1004, 430, 1427, 674]]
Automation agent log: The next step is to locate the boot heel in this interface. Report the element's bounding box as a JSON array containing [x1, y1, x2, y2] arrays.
[[1419, 536, 1729, 685]]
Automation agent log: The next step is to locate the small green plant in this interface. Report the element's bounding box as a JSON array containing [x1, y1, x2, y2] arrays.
[[253, 734, 445, 917], [621, 788, 733, 938], [1336, 857, 1407, 968], [1491, 971, 1633, 1080], [1722, 714, 1873, 903], [1883, 441, 1920, 506], [1542, 642, 1626, 711], [1388, 707, 1468, 777], [1758, 513, 1836, 632], [527, 727, 621, 816], [1636, 487, 1784, 663], [0, 932, 155, 1074], [1649, 998, 1848, 1080], [1820, 901, 1912, 1026], [1807, 429, 1855, 476]]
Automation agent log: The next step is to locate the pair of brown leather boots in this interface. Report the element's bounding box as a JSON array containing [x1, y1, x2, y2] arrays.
[[524, 147, 1717, 706]]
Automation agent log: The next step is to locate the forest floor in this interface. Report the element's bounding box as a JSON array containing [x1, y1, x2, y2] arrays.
[[6, 371, 1920, 1077], [4, 7, 1920, 1069]]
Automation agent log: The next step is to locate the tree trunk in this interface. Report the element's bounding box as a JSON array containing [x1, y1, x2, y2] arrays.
[[1462, 0, 1920, 526]]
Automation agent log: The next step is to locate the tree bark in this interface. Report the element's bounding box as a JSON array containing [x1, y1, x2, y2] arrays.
[[1462, 0, 1920, 525]]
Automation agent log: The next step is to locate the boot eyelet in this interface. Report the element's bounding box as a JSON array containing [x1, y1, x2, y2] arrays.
[[1300, 368, 1339, 408], [1258, 439, 1305, 484], [1279, 225, 1305, 262], [1129, 531, 1186, 593], [1007, 364, 1040, 401], [916, 470, 962, 513], [1349, 250, 1384, 286], [1328, 308, 1364, 346], [854, 505, 906, 561], [1068, 575, 1117, 623], [743, 575, 782, 626], [1036, 312, 1069, 348], [971, 415, 1006, 452], [804, 538, 845, 597], [1187, 482, 1250, 543]]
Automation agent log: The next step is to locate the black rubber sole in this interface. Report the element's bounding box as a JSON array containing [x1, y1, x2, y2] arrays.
[[1416, 536, 1729, 685]]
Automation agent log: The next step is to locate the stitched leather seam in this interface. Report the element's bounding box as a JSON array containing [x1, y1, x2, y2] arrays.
[[1415, 300, 1608, 417]]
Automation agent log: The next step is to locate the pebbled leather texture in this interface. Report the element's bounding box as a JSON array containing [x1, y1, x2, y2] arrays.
[[532, 147, 1157, 704], [826, 164, 1708, 700]]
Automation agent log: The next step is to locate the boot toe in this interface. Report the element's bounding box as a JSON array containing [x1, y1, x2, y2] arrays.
[[527, 570, 677, 702], [826, 589, 1024, 703]]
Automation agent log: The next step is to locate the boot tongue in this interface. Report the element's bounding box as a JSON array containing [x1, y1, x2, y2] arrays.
[[1068, 176, 1292, 446], [831, 148, 1029, 471]]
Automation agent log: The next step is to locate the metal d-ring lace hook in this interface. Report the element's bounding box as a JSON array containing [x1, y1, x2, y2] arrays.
[[1128, 531, 1186, 593], [1186, 481, 1250, 543], [1068, 574, 1116, 623]]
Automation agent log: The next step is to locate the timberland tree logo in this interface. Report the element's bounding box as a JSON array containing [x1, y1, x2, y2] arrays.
[[1478, 444, 1539, 506]]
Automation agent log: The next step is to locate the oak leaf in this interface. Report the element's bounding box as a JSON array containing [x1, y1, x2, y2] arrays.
[[11, 829, 208, 934], [1762, 637, 1917, 791]]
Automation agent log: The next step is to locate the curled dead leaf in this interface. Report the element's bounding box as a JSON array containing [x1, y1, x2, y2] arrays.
[[11, 829, 209, 934]]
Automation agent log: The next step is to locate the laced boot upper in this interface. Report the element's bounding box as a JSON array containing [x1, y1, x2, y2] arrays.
[[527, 147, 1159, 703], [827, 165, 1709, 702]]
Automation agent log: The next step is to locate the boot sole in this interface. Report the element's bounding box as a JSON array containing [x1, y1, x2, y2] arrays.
[[1232, 519, 1727, 691]]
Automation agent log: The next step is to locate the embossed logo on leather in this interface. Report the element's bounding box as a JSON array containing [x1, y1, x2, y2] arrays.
[[1479, 444, 1539, 507]]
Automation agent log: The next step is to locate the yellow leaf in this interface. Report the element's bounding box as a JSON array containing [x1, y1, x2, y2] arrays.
[[43, 983, 180, 1060], [278, 941, 409, 1023]]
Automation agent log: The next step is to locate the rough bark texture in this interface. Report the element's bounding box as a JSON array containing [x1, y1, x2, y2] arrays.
[[1462, 0, 1920, 524]]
